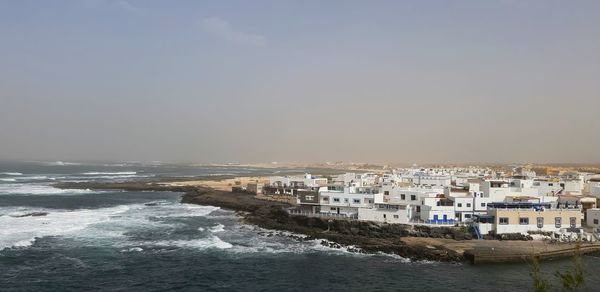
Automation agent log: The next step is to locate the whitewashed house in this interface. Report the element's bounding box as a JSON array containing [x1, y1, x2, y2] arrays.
[[420, 195, 456, 224], [532, 178, 583, 196], [318, 186, 376, 218], [358, 193, 412, 224]]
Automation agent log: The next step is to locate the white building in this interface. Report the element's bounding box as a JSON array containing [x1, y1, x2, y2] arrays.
[[451, 195, 491, 222], [532, 178, 583, 196], [318, 186, 375, 218], [357, 193, 412, 224], [402, 173, 451, 187], [480, 180, 510, 201], [589, 178, 600, 198], [420, 195, 456, 224], [269, 174, 327, 188]]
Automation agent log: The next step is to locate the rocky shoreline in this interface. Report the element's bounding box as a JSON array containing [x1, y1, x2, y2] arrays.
[[55, 181, 468, 262], [56, 180, 600, 264]]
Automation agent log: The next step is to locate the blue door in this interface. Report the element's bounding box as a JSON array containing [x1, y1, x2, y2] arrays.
[[443, 215, 448, 222], [433, 215, 439, 222]]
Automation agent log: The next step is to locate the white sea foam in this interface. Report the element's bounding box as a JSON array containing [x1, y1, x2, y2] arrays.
[[16, 176, 49, 180], [121, 247, 144, 252], [0, 178, 16, 182], [81, 171, 137, 176], [0, 197, 414, 262], [210, 224, 226, 233], [1, 172, 23, 176], [44, 161, 82, 166], [151, 204, 220, 218], [0, 184, 96, 195], [152, 236, 233, 249], [0, 205, 130, 250]]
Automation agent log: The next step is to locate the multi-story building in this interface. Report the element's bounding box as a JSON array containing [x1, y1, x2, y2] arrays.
[[475, 202, 582, 235], [318, 186, 376, 218], [357, 193, 412, 224]]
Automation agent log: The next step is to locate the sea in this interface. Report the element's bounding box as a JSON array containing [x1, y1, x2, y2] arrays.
[[1, 161, 599, 291]]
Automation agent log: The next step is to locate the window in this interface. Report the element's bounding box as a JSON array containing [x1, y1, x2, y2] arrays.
[[383, 214, 387, 219], [411, 195, 416, 201], [594, 219, 599, 225], [560, 183, 565, 188], [416, 206, 421, 212], [401, 194, 406, 200], [330, 207, 336, 211], [305, 195, 314, 201], [457, 203, 462, 207], [368, 199, 373, 204], [537, 217, 544, 228], [519, 217, 529, 225], [333, 198, 340, 203], [555, 217, 561, 228], [322, 196, 329, 202], [549, 183, 553, 187], [353, 199, 360, 204], [466, 203, 471, 208], [344, 198, 349, 203], [481, 203, 486, 207], [384, 191, 389, 195], [465, 214, 472, 219], [499, 217, 509, 225], [393, 215, 399, 219], [570, 217, 577, 228]]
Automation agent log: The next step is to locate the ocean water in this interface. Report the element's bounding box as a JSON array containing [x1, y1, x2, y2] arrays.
[[1, 162, 599, 291]]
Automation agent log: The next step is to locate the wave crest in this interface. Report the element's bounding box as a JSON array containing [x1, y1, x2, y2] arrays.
[[1, 172, 23, 176], [0, 184, 96, 195]]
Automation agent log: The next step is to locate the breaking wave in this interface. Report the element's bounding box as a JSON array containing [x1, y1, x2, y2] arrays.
[[15, 176, 50, 180], [0, 184, 96, 195], [0, 205, 131, 250], [152, 236, 233, 250], [1, 172, 23, 176], [210, 224, 226, 233]]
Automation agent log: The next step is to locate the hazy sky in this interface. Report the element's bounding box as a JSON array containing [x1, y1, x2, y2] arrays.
[[1, 0, 599, 164]]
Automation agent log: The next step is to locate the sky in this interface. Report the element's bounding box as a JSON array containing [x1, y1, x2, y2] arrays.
[[0, 0, 599, 164]]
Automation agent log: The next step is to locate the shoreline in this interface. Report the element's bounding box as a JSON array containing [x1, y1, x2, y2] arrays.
[[54, 179, 600, 264]]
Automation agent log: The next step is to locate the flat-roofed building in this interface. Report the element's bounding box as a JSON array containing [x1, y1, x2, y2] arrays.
[[475, 202, 582, 235]]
